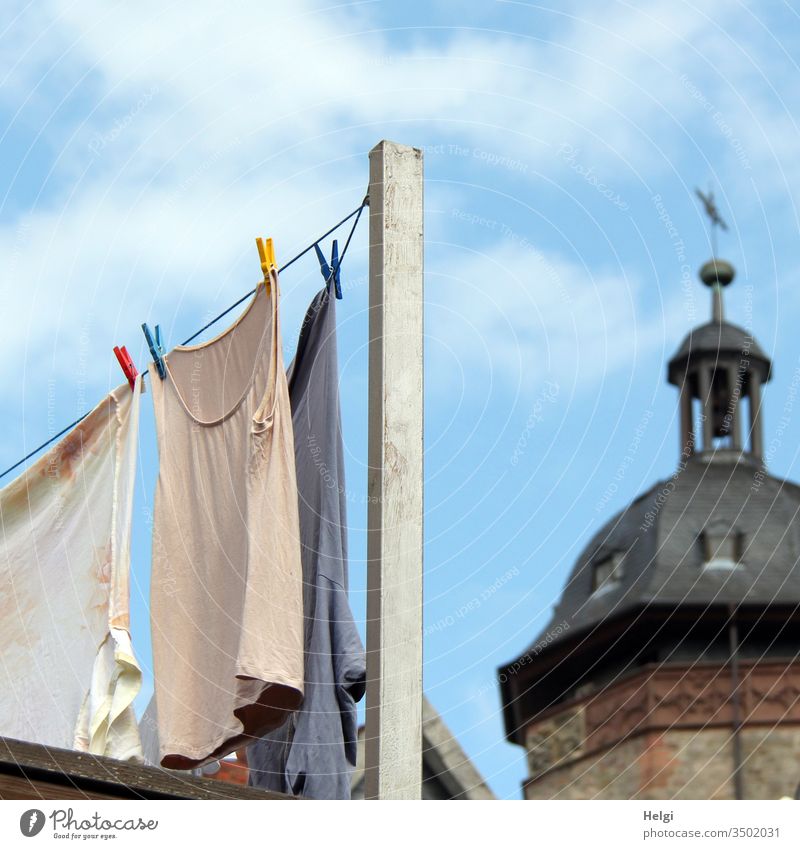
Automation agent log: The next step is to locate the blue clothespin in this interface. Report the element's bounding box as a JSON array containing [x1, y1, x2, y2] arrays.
[[313, 239, 342, 299], [142, 322, 167, 379]]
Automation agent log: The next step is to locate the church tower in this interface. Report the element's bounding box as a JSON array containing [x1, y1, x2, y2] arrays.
[[668, 257, 771, 464], [499, 243, 800, 799]]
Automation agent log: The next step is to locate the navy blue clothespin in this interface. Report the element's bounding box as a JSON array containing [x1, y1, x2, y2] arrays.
[[141, 322, 167, 379], [314, 239, 342, 299]]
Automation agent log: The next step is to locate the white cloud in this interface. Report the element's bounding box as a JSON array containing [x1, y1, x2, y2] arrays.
[[426, 234, 689, 394], [4, 0, 800, 802], [1, 0, 753, 179], [0, 0, 797, 406]]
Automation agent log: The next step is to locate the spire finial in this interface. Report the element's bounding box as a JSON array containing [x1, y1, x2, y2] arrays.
[[695, 186, 728, 257], [695, 187, 733, 322], [699, 258, 734, 322]]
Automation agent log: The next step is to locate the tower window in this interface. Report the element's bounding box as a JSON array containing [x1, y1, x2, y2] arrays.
[[591, 552, 625, 593], [702, 525, 742, 569]]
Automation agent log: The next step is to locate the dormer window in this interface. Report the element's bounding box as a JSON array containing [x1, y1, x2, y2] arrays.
[[591, 552, 625, 593], [702, 522, 742, 569]]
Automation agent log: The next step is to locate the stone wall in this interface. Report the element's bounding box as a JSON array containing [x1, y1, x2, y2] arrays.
[[525, 728, 800, 799], [522, 661, 800, 799]]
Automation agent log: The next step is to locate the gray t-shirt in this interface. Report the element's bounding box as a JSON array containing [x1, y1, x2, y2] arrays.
[[247, 284, 366, 799]]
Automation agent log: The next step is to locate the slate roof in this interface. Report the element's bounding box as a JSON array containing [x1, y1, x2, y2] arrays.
[[350, 696, 496, 800], [668, 320, 771, 384], [518, 455, 800, 657]]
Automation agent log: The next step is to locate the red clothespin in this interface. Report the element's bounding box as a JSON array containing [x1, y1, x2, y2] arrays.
[[113, 345, 139, 390]]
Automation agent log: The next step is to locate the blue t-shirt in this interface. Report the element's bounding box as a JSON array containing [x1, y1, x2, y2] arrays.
[[247, 283, 366, 799]]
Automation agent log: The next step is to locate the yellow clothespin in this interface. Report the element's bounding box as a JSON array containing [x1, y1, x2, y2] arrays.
[[255, 237, 277, 292]]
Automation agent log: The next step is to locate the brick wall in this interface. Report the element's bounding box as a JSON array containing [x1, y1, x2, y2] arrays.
[[525, 728, 800, 799], [521, 662, 800, 799]]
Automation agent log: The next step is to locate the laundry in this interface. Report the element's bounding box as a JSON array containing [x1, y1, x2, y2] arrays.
[[0, 205, 377, 796], [0, 377, 144, 761], [248, 281, 366, 799], [148, 267, 305, 770]]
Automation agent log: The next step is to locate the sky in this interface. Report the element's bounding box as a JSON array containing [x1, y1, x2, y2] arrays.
[[2, 0, 800, 800]]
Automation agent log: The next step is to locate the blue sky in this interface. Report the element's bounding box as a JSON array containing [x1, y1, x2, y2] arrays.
[[3, 0, 800, 799]]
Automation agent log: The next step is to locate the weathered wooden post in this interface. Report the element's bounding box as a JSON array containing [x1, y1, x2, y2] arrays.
[[365, 140, 424, 800]]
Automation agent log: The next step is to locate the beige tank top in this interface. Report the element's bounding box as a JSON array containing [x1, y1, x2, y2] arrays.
[[149, 268, 304, 770]]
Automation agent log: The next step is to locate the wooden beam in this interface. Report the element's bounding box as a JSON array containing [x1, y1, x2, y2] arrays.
[[750, 371, 763, 460], [698, 362, 713, 450], [679, 381, 694, 456], [0, 737, 289, 800], [365, 140, 424, 800], [728, 363, 742, 450]]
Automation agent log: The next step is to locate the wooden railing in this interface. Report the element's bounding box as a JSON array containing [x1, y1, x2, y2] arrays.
[[0, 737, 290, 800]]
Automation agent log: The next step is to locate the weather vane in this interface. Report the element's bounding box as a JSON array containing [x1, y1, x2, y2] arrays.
[[695, 186, 728, 257]]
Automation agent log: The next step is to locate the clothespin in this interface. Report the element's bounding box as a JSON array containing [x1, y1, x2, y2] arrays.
[[314, 239, 342, 299], [255, 237, 277, 293], [113, 345, 138, 390], [141, 323, 166, 380]]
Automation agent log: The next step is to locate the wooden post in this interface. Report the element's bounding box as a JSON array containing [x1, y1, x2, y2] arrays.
[[750, 372, 763, 460], [679, 382, 694, 456], [728, 363, 742, 451], [365, 140, 424, 800], [699, 362, 713, 450]]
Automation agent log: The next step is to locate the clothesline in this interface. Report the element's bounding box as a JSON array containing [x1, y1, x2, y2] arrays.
[[0, 198, 368, 482]]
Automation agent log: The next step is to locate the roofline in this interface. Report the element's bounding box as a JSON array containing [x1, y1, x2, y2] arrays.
[[498, 601, 800, 745]]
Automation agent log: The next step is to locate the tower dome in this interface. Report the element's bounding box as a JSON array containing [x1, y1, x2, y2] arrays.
[[499, 250, 800, 801], [667, 259, 771, 462]]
